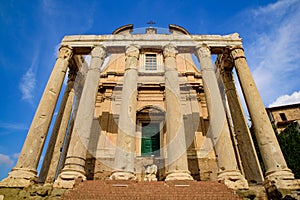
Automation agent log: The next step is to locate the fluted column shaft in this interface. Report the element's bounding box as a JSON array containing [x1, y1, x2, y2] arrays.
[[54, 46, 106, 188], [39, 69, 77, 183], [230, 46, 294, 181], [220, 63, 264, 183], [164, 45, 193, 181], [0, 45, 73, 187], [196, 45, 248, 189], [110, 45, 139, 180]]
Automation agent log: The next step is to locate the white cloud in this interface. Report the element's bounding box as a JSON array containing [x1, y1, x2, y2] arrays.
[[0, 121, 28, 131], [269, 91, 300, 107], [12, 153, 20, 159], [19, 67, 36, 103], [0, 153, 14, 167], [243, 0, 300, 105]]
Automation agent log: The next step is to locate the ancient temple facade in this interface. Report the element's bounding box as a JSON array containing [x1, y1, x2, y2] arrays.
[[1, 24, 299, 197]]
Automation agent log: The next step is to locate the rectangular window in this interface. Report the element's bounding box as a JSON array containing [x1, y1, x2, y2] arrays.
[[279, 113, 287, 121], [145, 54, 157, 70]]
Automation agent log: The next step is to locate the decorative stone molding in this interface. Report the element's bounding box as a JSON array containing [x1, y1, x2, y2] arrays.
[[229, 45, 246, 60], [163, 44, 178, 59], [91, 45, 107, 60], [58, 45, 73, 60], [125, 44, 140, 58], [125, 44, 140, 70]]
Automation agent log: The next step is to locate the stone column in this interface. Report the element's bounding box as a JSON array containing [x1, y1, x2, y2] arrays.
[[54, 45, 106, 188], [163, 44, 193, 181], [230, 46, 294, 183], [218, 54, 264, 184], [195, 45, 248, 189], [0, 45, 73, 187], [110, 44, 140, 180], [57, 62, 88, 175], [39, 68, 77, 184]]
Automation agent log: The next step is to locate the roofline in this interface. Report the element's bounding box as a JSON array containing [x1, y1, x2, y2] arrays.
[[266, 102, 300, 111]]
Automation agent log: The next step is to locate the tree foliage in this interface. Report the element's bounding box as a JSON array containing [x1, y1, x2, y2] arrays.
[[276, 122, 300, 179]]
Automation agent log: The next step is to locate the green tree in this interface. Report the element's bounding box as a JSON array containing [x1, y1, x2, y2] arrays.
[[276, 122, 300, 179]]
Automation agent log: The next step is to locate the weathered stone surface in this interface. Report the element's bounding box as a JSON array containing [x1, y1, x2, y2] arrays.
[[196, 45, 248, 189], [0, 184, 66, 200], [54, 45, 106, 188], [110, 44, 140, 180], [0, 46, 73, 188], [163, 44, 193, 181], [230, 46, 295, 182]]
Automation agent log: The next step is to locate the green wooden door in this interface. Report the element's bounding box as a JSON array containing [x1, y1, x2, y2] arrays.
[[141, 123, 160, 156]]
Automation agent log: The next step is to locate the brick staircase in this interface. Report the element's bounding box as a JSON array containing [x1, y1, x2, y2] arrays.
[[61, 180, 242, 200]]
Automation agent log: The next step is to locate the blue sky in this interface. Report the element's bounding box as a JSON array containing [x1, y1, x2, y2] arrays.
[[0, 0, 300, 180]]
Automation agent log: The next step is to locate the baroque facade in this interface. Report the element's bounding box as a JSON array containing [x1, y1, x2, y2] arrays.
[[1, 24, 299, 198]]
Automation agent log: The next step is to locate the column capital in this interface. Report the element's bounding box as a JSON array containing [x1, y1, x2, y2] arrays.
[[125, 44, 140, 59], [229, 45, 246, 60], [91, 45, 106, 59], [163, 44, 178, 58], [195, 44, 211, 58], [58, 45, 73, 60]]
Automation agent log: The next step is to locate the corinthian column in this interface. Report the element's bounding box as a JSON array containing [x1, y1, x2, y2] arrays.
[[163, 44, 193, 181], [195, 45, 248, 189], [54, 45, 106, 188], [110, 44, 140, 180], [0, 45, 73, 187], [218, 54, 263, 184], [39, 68, 77, 183], [230, 46, 294, 184]]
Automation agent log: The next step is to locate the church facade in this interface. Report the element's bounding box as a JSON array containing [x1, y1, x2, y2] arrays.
[[1, 24, 299, 197]]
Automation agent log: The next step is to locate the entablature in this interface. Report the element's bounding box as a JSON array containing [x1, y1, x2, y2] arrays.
[[61, 33, 242, 55]]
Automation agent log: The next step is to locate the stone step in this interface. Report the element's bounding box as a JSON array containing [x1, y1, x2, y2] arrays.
[[62, 180, 242, 200]]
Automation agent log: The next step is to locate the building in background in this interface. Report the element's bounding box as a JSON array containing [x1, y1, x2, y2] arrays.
[[266, 103, 300, 132]]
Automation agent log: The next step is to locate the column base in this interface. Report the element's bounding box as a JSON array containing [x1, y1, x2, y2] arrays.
[[53, 169, 86, 189], [0, 167, 38, 187], [265, 168, 294, 181], [110, 171, 136, 180], [165, 170, 193, 181], [218, 170, 249, 190], [263, 169, 299, 199]]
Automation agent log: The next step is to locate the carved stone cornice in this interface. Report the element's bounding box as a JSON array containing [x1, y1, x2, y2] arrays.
[[58, 45, 73, 60], [163, 44, 178, 58]]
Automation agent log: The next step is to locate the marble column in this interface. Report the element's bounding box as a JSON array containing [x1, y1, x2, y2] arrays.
[[110, 44, 140, 180], [230, 46, 294, 183], [39, 68, 77, 184], [163, 44, 193, 181], [195, 45, 248, 189], [0, 45, 73, 187], [57, 62, 88, 175], [54, 45, 106, 188], [218, 54, 264, 184]]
